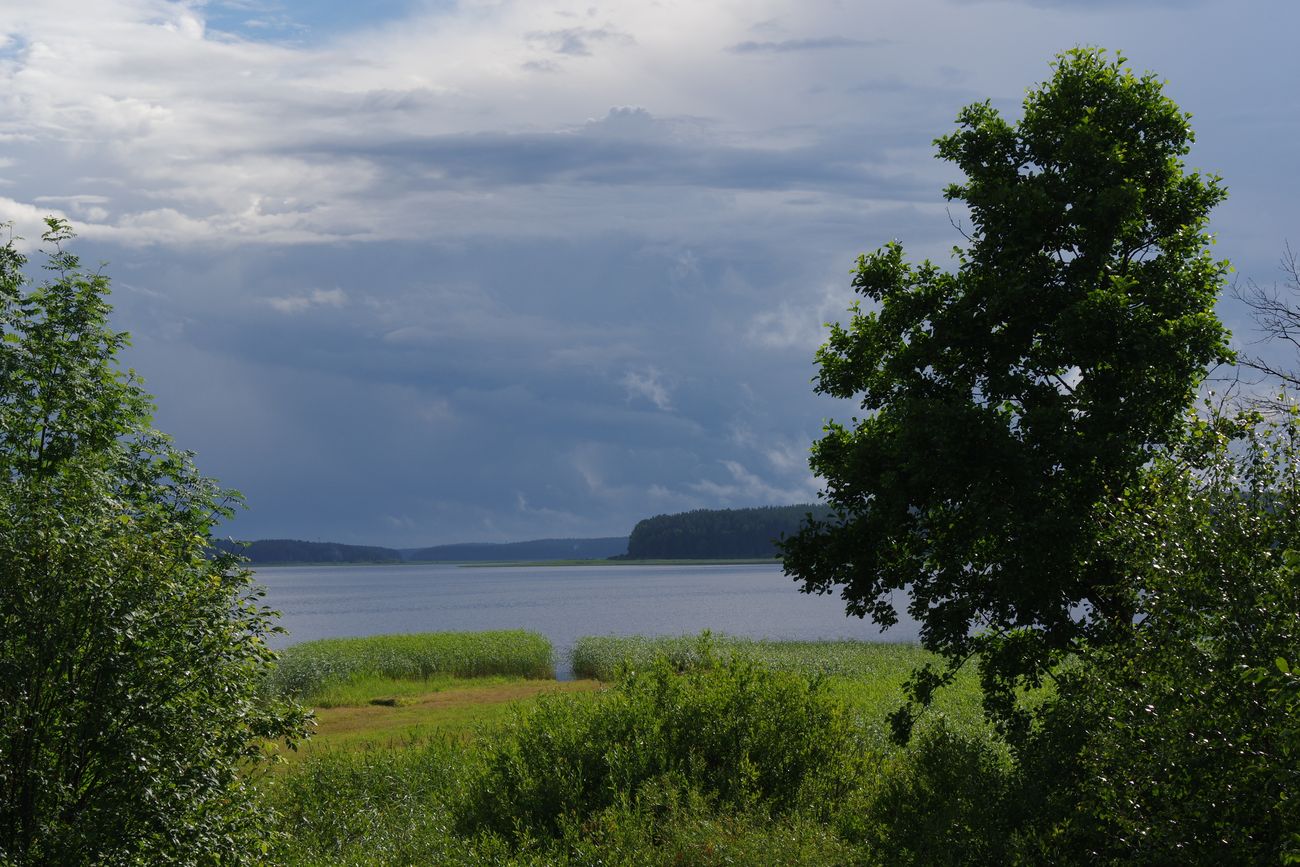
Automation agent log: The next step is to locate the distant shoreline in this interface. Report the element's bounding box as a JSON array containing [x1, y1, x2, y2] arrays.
[[249, 557, 782, 569], [462, 558, 782, 568]]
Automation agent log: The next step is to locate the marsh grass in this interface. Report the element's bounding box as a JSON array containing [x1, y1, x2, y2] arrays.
[[571, 633, 938, 681], [266, 633, 1022, 864], [264, 736, 859, 866], [263, 735, 472, 865], [269, 630, 554, 700]]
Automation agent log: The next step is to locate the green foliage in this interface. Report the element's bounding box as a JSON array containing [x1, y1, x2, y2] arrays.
[[571, 634, 993, 753], [263, 637, 1009, 863], [782, 48, 1232, 732], [458, 640, 867, 845], [269, 630, 555, 700], [844, 720, 1018, 867], [263, 736, 476, 866], [0, 219, 308, 864], [1013, 407, 1300, 864], [266, 735, 857, 866], [625, 504, 830, 559]]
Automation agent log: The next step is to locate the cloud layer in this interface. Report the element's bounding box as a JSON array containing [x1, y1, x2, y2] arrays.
[[0, 0, 1295, 544]]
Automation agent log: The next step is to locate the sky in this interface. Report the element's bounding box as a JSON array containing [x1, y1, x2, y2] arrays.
[[0, 0, 1296, 547]]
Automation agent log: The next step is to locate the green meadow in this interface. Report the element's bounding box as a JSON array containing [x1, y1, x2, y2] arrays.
[[259, 630, 1008, 865]]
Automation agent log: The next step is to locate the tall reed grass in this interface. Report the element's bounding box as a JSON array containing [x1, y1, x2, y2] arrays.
[[269, 630, 554, 700], [570, 633, 938, 681]]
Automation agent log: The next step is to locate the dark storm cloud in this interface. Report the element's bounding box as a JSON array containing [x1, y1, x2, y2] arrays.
[[363, 134, 919, 195], [298, 110, 931, 203], [8, 0, 1295, 549], [96, 227, 871, 545]]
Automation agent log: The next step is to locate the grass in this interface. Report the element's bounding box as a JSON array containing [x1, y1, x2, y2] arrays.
[[572, 632, 940, 680], [262, 632, 1014, 864], [269, 630, 555, 701], [283, 677, 603, 760]]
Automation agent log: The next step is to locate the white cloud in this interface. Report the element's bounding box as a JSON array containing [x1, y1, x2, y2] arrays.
[[0, 0, 990, 248], [416, 397, 455, 424], [621, 366, 672, 410], [266, 287, 347, 314], [763, 439, 809, 474], [690, 459, 819, 505], [746, 280, 860, 351]]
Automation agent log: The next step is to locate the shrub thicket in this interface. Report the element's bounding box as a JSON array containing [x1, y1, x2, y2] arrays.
[[1012, 408, 1300, 864], [458, 638, 869, 845]]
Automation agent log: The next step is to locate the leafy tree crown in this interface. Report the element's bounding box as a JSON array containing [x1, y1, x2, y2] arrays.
[[782, 48, 1232, 734], [0, 219, 308, 864]]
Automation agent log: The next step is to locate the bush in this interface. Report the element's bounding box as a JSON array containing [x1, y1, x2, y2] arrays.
[[845, 720, 1016, 866], [0, 220, 307, 864], [1014, 407, 1300, 863], [459, 640, 868, 844]]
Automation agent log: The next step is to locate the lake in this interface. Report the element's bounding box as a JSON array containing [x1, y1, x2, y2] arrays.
[[255, 562, 921, 679]]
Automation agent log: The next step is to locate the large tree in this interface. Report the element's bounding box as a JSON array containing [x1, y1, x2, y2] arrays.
[[781, 49, 1232, 734], [0, 219, 307, 864]]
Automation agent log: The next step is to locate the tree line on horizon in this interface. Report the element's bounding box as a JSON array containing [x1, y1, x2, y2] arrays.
[[210, 538, 405, 564], [213, 506, 833, 564], [623, 504, 834, 560]]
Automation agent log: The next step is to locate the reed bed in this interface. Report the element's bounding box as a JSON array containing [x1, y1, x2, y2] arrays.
[[270, 630, 554, 700], [569, 633, 938, 681]]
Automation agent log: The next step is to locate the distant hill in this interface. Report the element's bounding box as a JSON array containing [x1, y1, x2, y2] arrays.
[[624, 505, 832, 560], [212, 538, 402, 564], [406, 537, 629, 562]]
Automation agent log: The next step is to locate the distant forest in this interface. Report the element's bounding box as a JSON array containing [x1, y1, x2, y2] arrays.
[[211, 538, 402, 564], [407, 537, 629, 562], [624, 505, 833, 560], [213, 536, 630, 564], [217, 509, 831, 565]]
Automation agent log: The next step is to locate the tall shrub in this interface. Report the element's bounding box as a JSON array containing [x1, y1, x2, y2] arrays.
[[0, 220, 307, 864], [1017, 407, 1300, 863]]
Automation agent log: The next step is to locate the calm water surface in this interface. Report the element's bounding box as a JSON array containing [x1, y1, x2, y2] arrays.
[[255, 562, 920, 679]]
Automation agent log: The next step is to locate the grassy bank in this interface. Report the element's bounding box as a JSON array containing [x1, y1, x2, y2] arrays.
[[260, 631, 1015, 865], [283, 676, 602, 760]]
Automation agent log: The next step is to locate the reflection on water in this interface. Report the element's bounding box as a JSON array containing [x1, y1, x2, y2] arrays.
[[255, 562, 919, 679]]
